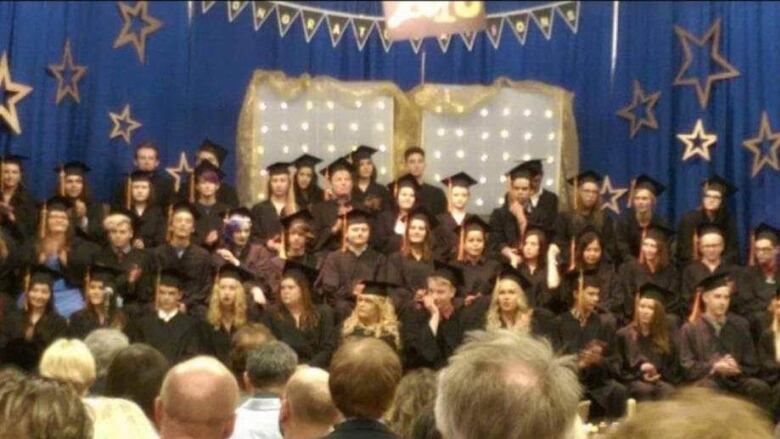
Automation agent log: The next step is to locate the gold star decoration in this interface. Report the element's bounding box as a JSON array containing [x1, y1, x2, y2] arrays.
[[166, 152, 194, 193], [673, 19, 740, 109], [113, 1, 163, 64], [109, 104, 142, 144], [677, 119, 717, 162], [616, 80, 661, 138], [0, 52, 33, 136], [600, 176, 628, 215], [742, 111, 780, 178], [47, 39, 87, 105]]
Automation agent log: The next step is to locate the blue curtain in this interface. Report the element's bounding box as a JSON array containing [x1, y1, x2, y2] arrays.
[[0, 1, 777, 256]]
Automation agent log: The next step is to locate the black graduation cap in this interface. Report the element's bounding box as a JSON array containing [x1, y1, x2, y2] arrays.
[[407, 206, 439, 229], [217, 264, 255, 283], [567, 170, 603, 186], [292, 154, 323, 170], [169, 201, 200, 220], [197, 138, 228, 165], [518, 159, 544, 177], [0, 154, 28, 166], [697, 272, 730, 292], [266, 162, 291, 176], [575, 224, 600, 240], [282, 260, 319, 287], [43, 196, 73, 212], [459, 215, 491, 234], [128, 170, 154, 182], [345, 206, 373, 226], [88, 263, 123, 286], [28, 265, 62, 289], [361, 280, 395, 298], [497, 263, 532, 291], [441, 172, 478, 189], [506, 163, 533, 181], [319, 157, 354, 177], [226, 207, 253, 219], [702, 174, 737, 198], [696, 222, 725, 238], [158, 268, 185, 289], [566, 268, 601, 290], [349, 145, 378, 162], [638, 282, 672, 307], [279, 209, 314, 229], [645, 223, 675, 241], [194, 160, 225, 181], [633, 174, 666, 196], [525, 222, 554, 241], [57, 161, 91, 177], [431, 259, 464, 288], [755, 223, 780, 245], [388, 174, 421, 194]]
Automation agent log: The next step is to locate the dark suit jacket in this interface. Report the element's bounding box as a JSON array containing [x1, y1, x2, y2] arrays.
[[322, 419, 399, 439]]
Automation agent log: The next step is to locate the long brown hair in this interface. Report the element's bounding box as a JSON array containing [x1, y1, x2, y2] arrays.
[[640, 235, 670, 271], [274, 272, 320, 330], [571, 186, 604, 229], [631, 297, 671, 354], [35, 209, 73, 264], [520, 228, 548, 269], [401, 217, 433, 261], [574, 231, 601, 269]]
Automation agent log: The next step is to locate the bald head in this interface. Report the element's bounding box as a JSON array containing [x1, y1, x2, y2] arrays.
[[156, 356, 240, 439], [285, 367, 340, 426]]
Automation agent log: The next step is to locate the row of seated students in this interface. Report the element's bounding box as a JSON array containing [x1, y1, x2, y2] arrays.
[[0, 140, 777, 421]]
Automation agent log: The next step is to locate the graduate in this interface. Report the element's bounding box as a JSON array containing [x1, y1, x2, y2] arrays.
[[615, 283, 680, 401], [372, 174, 420, 254], [177, 138, 240, 208], [553, 269, 628, 420], [190, 160, 231, 249], [349, 145, 392, 213], [451, 216, 501, 304], [742, 223, 780, 338], [250, 162, 298, 248], [151, 201, 213, 318], [401, 146, 448, 216], [55, 161, 107, 244], [401, 260, 471, 370], [292, 153, 324, 209], [201, 264, 255, 366], [2, 265, 68, 371], [523, 159, 560, 228], [265, 209, 320, 301], [615, 224, 681, 321], [316, 207, 386, 322], [0, 154, 39, 239], [516, 224, 561, 309], [384, 207, 438, 311], [757, 288, 780, 420], [434, 172, 477, 261], [126, 269, 203, 364], [114, 142, 175, 209], [310, 157, 355, 253], [678, 272, 771, 409], [0, 213, 24, 300], [340, 280, 401, 352], [615, 174, 671, 264], [262, 260, 337, 368], [677, 175, 739, 266], [68, 263, 127, 339], [117, 170, 166, 249], [554, 170, 618, 264]]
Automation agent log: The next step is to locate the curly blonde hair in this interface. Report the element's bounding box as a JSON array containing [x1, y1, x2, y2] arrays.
[[206, 278, 248, 330], [385, 368, 438, 439], [485, 278, 531, 331], [342, 294, 401, 349]]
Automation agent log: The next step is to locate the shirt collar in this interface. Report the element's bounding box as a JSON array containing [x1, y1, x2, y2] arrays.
[[158, 309, 179, 322]]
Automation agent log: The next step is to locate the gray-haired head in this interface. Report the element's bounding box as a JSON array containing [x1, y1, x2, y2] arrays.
[[84, 329, 129, 378], [245, 341, 298, 390]]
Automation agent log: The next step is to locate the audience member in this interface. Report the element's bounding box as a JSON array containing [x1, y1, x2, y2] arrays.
[[280, 367, 341, 439]]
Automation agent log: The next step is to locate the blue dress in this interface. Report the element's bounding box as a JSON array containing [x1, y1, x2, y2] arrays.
[[17, 256, 84, 319]]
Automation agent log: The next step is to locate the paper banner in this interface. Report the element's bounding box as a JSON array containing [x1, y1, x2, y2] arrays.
[[252, 1, 275, 31], [556, 1, 580, 33], [507, 13, 530, 45], [276, 3, 300, 36], [485, 16, 504, 49], [227, 0, 250, 22], [531, 6, 555, 40], [300, 9, 325, 42], [352, 17, 376, 50], [326, 14, 351, 47]]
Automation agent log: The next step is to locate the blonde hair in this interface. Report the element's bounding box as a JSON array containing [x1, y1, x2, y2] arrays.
[[341, 294, 401, 350], [102, 213, 132, 232], [385, 369, 438, 439], [85, 397, 157, 439], [39, 338, 97, 396], [485, 278, 531, 331], [206, 278, 248, 330]]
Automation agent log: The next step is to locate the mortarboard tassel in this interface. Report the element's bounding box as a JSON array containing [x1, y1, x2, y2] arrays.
[[688, 290, 703, 323], [568, 237, 576, 272], [23, 269, 30, 293], [165, 205, 174, 242], [58, 164, 66, 197], [38, 202, 48, 239], [125, 176, 132, 210], [627, 178, 636, 208], [638, 227, 648, 264], [749, 231, 757, 267], [456, 225, 466, 262], [573, 175, 578, 211], [692, 232, 700, 262], [278, 229, 287, 260], [188, 170, 195, 204], [340, 212, 348, 251], [447, 180, 453, 214], [324, 168, 332, 201]]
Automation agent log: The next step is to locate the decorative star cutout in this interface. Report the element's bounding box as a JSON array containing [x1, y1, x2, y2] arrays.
[[742, 111, 780, 178], [0, 52, 33, 135], [616, 80, 660, 138], [166, 151, 194, 193], [113, 1, 163, 64], [677, 119, 717, 162], [673, 19, 740, 109], [109, 104, 142, 144], [600, 176, 628, 215], [47, 39, 87, 105]]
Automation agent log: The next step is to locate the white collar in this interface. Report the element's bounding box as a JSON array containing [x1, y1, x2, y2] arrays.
[[158, 309, 179, 322]]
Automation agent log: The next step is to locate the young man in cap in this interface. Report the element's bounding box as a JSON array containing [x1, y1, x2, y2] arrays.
[[402, 147, 448, 216], [435, 172, 478, 261], [190, 161, 230, 248], [117, 170, 167, 249], [251, 162, 297, 248], [742, 223, 780, 339], [349, 145, 392, 213], [311, 157, 355, 253], [292, 153, 324, 209], [520, 159, 559, 227], [615, 174, 672, 264], [176, 138, 240, 208], [56, 161, 106, 243], [114, 141, 175, 209], [0, 154, 38, 239]]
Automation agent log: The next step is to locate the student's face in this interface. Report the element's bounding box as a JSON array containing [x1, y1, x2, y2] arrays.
[[64, 175, 84, 198], [287, 230, 307, 252], [279, 278, 302, 306], [109, 222, 133, 248], [27, 284, 52, 310], [171, 212, 194, 238], [231, 219, 252, 247], [196, 179, 219, 198], [633, 189, 654, 214], [577, 286, 600, 313], [270, 174, 290, 198], [218, 278, 240, 308], [397, 187, 415, 211], [702, 286, 730, 318], [358, 159, 374, 179], [296, 167, 313, 189], [407, 218, 428, 244], [699, 233, 724, 262], [773, 298, 780, 320], [47, 209, 70, 233], [330, 170, 353, 197], [755, 238, 778, 265], [87, 280, 107, 307], [531, 174, 542, 191], [356, 294, 380, 324], [702, 189, 723, 211], [2, 164, 21, 188], [463, 230, 485, 258], [197, 151, 219, 167], [582, 240, 602, 266], [509, 177, 532, 204], [134, 147, 159, 172], [156, 285, 182, 312], [427, 278, 455, 310], [497, 283, 520, 313], [579, 182, 600, 209], [641, 237, 659, 262], [636, 298, 655, 326], [405, 153, 425, 178], [521, 234, 540, 260], [131, 181, 151, 203], [347, 223, 369, 247], [450, 186, 469, 210]]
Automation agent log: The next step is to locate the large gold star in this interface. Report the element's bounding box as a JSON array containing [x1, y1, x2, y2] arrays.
[[47, 39, 87, 105], [600, 176, 628, 215], [109, 104, 142, 144], [0, 52, 33, 135], [677, 119, 717, 162], [742, 111, 780, 178], [673, 19, 740, 109], [166, 151, 194, 193], [113, 1, 163, 64], [616, 80, 660, 138]]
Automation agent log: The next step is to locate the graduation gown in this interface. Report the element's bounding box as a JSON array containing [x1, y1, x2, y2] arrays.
[[555, 263, 620, 317], [266, 254, 320, 305], [193, 201, 229, 248], [29, 235, 100, 290], [127, 311, 203, 363], [249, 200, 289, 243], [401, 305, 470, 370], [352, 181, 392, 214], [741, 266, 779, 318], [114, 170, 175, 209], [200, 322, 237, 366], [487, 203, 547, 259], [131, 205, 167, 249], [615, 261, 681, 319], [72, 200, 107, 244], [0, 224, 23, 296], [677, 208, 740, 266], [323, 419, 398, 439], [432, 212, 466, 261], [2, 310, 68, 371], [518, 263, 553, 309], [68, 308, 123, 339], [294, 186, 324, 210], [152, 243, 214, 316], [454, 257, 501, 298], [384, 252, 434, 309], [533, 189, 560, 226], [316, 248, 386, 320], [371, 210, 404, 255], [554, 210, 619, 264], [310, 199, 351, 253], [615, 210, 672, 264], [2, 187, 38, 241], [213, 243, 276, 301], [341, 325, 400, 353], [680, 261, 742, 317], [615, 324, 679, 399], [93, 245, 156, 308], [416, 182, 448, 217], [757, 328, 780, 385], [178, 179, 240, 208], [467, 297, 557, 343], [262, 305, 337, 368]]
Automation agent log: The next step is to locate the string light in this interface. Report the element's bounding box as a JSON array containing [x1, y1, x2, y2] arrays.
[[280, 123, 288, 132], [434, 150, 442, 159], [377, 101, 386, 110], [523, 109, 531, 117], [455, 128, 464, 137], [435, 105, 443, 113], [437, 128, 446, 137], [327, 144, 336, 153], [475, 198, 484, 206], [497, 197, 505, 205], [479, 176, 487, 183], [480, 153, 488, 162], [500, 129, 510, 139], [257, 146, 265, 154], [282, 145, 289, 154], [523, 153, 531, 160], [456, 105, 464, 113], [380, 166, 387, 175], [546, 178, 554, 187], [548, 132, 556, 141], [301, 144, 309, 152], [301, 122, 309, 131], [306, 100, 314, 110], [481, 131, 490, 140], [259, 102, 267, 111], [349, 122, 359, 132], [499, 175, 507, 183], [523, 132, 533, 141], [375, 122, 385, 132], [547, 156, 555, 163], [480, 108, 489, 117], [378, 144, 387, 152], [503, 107, 511, 116], [260, 125, 269, 134], [502, 152, 510, 161], [354, 100, 363, 108], [434, 173, 441, 181], [326, 100, 335, 110], [326, 122, 335, 131], [544, 109, 554, 118], [259, 193, 266, 201], [456, 149, 465, 158], [280, 102, 288, 110], [260, 169, 268, 177]]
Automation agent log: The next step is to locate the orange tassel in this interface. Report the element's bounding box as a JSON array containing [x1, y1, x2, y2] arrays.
[[340, 213, 348, 251], [324, 169, 332, 201], [447, 180, 453, 213], [188, 171, 195, 203], [165, 205, 174, 242], [627, 178, 636, 208], [456, 224, 466, 261], [278, 230, 287, 259], [749, 231, 757, 266], [125, 176, 132, 210], [38, 202, 48, 239], [155, 269, 161, 295], [638, 227, 647, 264], [688, 290, 703, 323], [568, 237, 576, 272], [58, 164, 66, 197], [573, 175, 578, 211]]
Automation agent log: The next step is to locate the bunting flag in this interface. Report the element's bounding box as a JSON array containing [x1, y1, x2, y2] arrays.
[[410, 37, 424, 54], [203, 1, 580, 53]]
